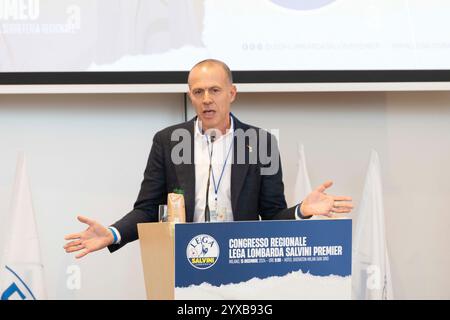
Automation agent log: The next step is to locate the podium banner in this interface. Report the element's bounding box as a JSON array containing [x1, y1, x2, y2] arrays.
[[174, 219, 351, 299]]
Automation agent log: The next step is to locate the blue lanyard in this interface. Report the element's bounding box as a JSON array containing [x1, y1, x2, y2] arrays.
[[206, 135, 234, 202]]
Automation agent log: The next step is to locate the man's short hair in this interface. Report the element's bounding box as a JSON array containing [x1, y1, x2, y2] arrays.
[[189, 59, 233, 84]]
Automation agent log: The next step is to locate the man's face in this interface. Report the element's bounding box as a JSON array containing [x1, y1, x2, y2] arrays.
[[188, 63, 237, 133]]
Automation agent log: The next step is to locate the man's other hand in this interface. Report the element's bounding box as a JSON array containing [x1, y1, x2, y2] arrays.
[[64, 216, 114, 259], [300, 180, 353, 218]]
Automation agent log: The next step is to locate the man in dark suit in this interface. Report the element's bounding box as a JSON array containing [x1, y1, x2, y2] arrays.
[[64, 59, 353, 258]]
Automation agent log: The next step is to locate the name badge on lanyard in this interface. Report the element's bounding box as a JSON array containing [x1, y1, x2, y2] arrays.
[[207, 134, 234, 222]]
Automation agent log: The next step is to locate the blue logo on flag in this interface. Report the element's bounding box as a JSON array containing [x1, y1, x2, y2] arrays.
[[1, 265, 36, 300]]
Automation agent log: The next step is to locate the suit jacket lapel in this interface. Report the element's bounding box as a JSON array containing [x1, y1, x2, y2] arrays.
[[173, 118, 196, 222], [231, 115, 250, 218]]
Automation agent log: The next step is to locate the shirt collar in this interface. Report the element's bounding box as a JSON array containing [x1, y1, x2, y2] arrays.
[[194, 115, 234, 140]]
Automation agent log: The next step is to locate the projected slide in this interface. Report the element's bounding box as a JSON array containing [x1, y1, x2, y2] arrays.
[[0, 0, 449, 72]]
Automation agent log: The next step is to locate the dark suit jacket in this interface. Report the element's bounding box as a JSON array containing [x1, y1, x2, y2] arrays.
[[108, 114, 297, 252]]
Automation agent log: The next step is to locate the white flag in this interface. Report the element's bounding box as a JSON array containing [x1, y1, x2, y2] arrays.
[[0, 153, 47, 300], [352, 150, 393, 299], [293, 143, 312, 204], [293, 143, 327, 220]]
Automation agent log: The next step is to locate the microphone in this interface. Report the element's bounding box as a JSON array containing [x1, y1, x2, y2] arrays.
[[204, 131, 216, 222]]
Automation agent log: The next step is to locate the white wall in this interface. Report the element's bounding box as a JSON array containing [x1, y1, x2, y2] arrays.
[[1, 91, 449, 299]]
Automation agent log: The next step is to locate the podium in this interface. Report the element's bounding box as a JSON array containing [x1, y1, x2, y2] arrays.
[[138, 219, 352, 300]]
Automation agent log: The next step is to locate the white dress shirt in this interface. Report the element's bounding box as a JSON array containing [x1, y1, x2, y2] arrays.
[[193, 118, 235, 222]]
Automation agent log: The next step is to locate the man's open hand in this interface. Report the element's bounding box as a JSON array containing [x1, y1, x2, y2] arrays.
[[300, 180, 353, 217], [64, 216, 114, 259]]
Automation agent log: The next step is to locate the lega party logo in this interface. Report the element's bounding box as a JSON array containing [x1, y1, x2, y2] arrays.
[[186, 234, 219, 270], [271, 0, 336, 10]]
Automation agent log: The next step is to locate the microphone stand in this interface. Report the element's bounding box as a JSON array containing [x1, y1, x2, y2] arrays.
[[204, 133, 216, 222]]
